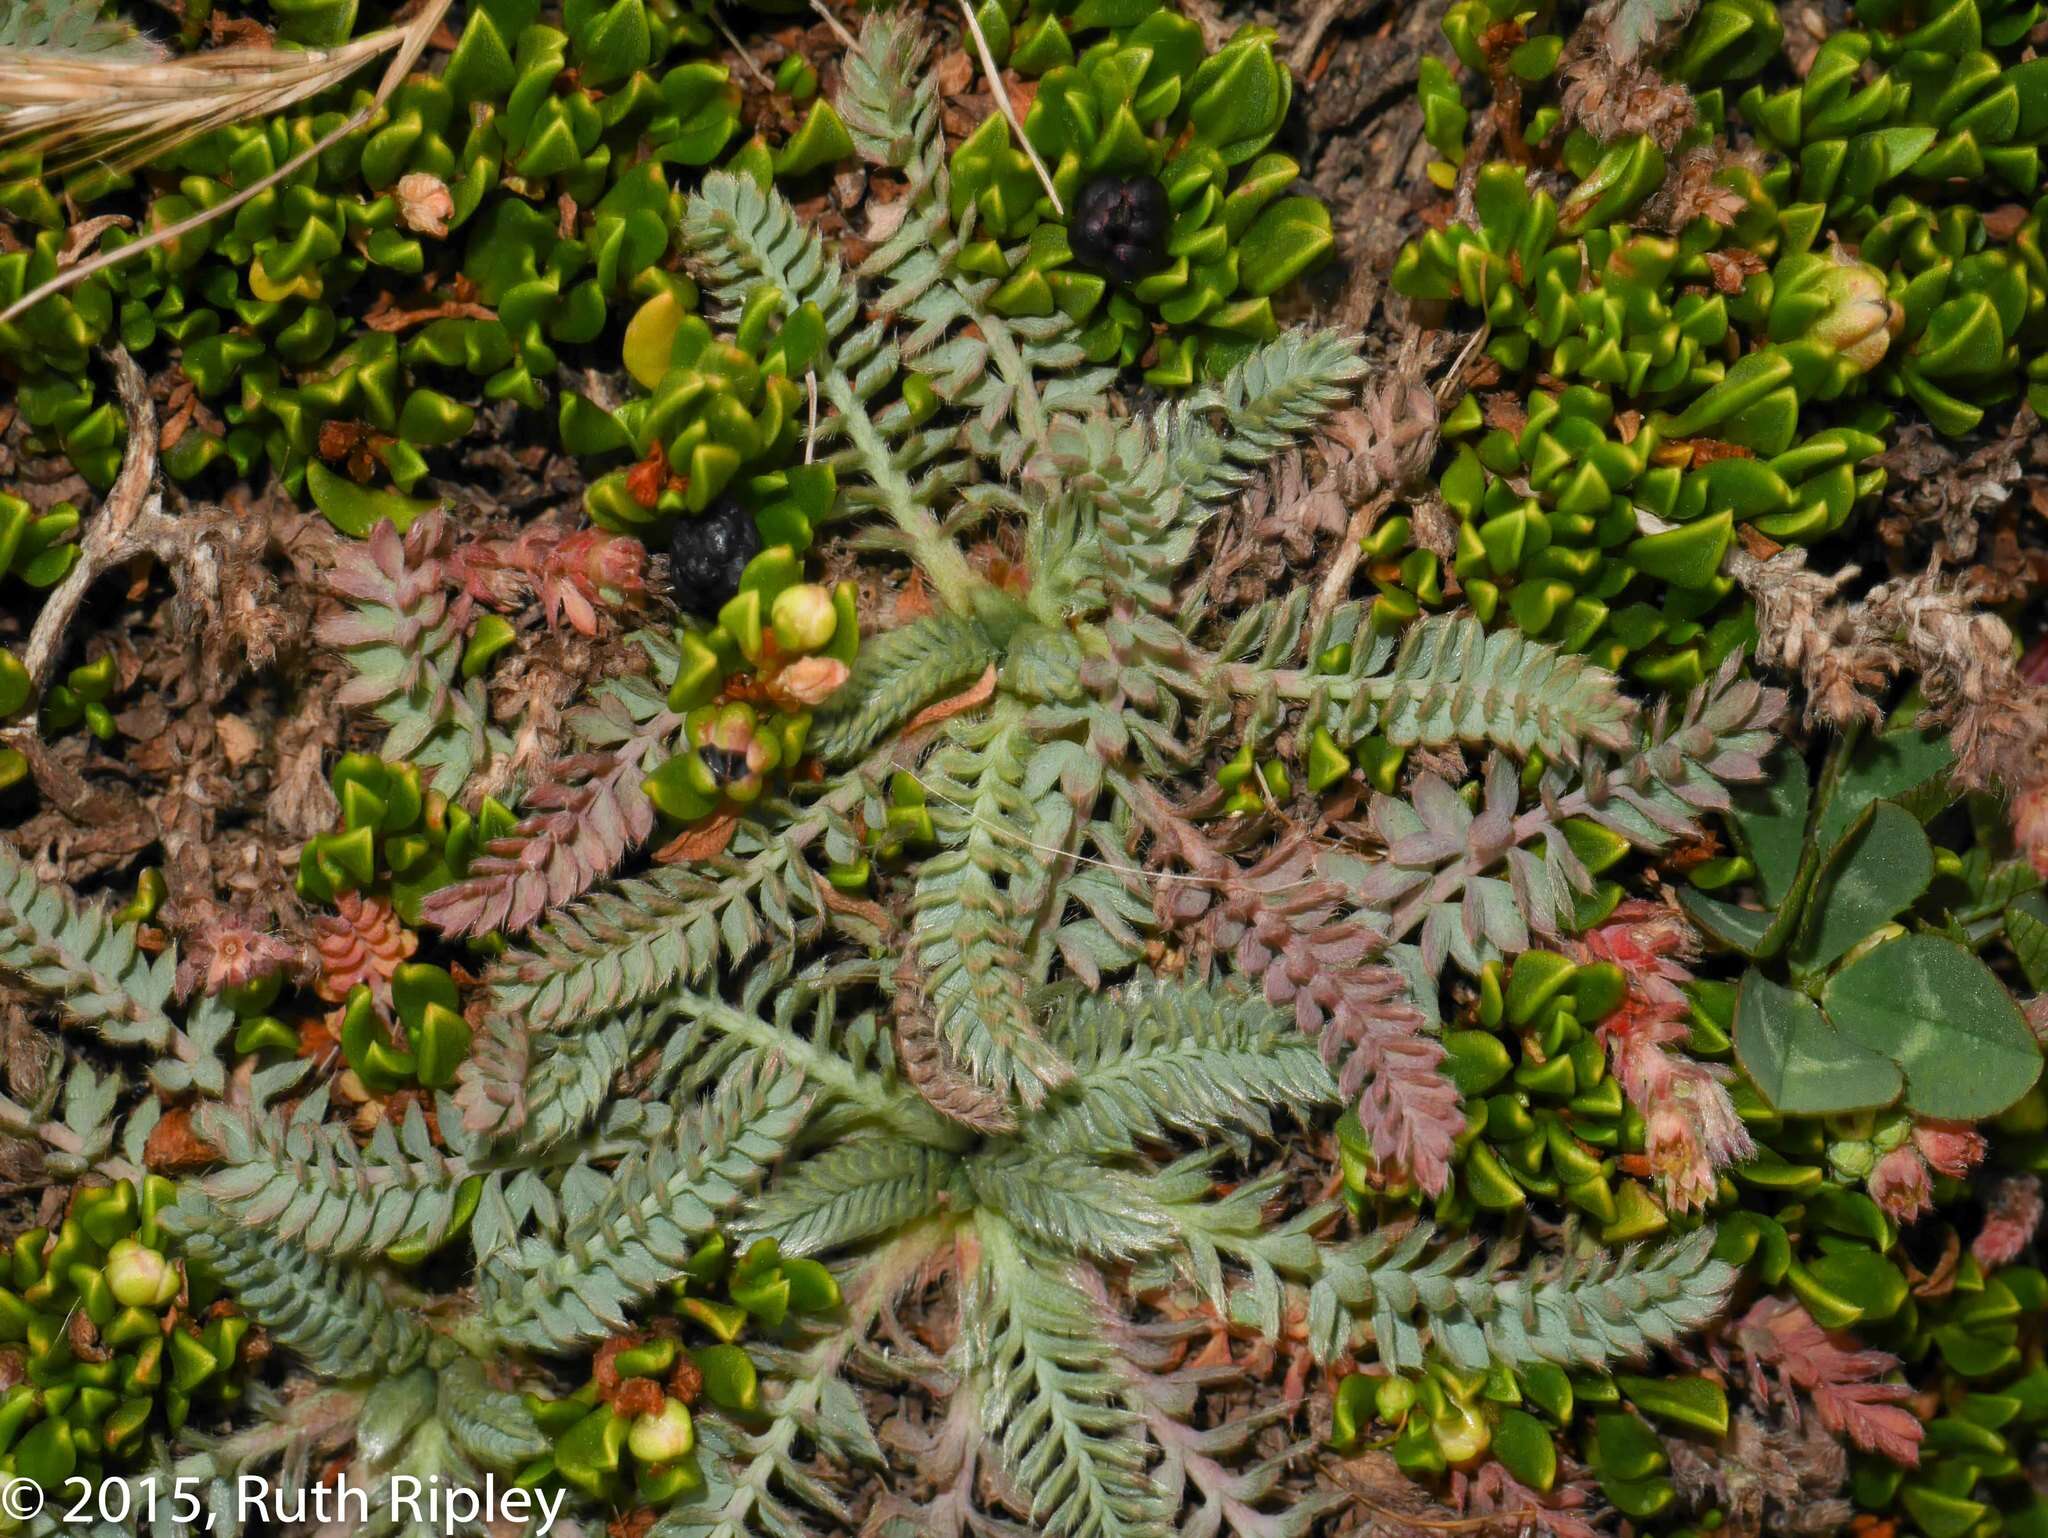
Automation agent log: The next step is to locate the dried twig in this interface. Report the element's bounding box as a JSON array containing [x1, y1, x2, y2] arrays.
[[711, 2, 774, 89], [16, 347, 164, 696], [809, 0, 862, 56]]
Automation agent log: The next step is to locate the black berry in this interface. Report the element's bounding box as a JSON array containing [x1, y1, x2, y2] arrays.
[[668, 496, 762, 620], [1069, 173, 1172, 285], [699, 745, 751, 786]]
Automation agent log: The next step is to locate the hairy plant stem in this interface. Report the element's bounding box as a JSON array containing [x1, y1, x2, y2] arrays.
[[677, 985, 975, 1152], [823, 370, 986, 615]]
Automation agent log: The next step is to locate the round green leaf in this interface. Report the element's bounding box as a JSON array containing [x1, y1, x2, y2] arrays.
[[1823, 934, 2042, 1120], [1804, 1243, 1908, 1324]]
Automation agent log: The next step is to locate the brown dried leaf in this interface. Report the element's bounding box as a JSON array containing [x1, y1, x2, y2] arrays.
[[653, 810, 740, 865], [904, 663, 997, 734], [144, 1106, 222, 1173]]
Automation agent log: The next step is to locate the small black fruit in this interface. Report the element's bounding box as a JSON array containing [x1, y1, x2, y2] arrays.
[[1069, 173, 1172, 285], [698, 744, 751, 787], [668, 497, 762, 620]]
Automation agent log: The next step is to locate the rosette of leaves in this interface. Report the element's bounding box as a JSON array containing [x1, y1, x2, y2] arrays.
[[1855, 194, 2048, 434], [46, 76, 505, 491], [1854, 1263, 2048, 1538], [337, 961, 474, 1093], [1699, 1082, 1924, 1332], [1345, 949, 1669, 1244], [555, 281, 859, 828], [1394, 150, 1912, 418], [1707, 164, 2048, 438], [296, 754, 517, 923], [1399, 376, 1885, 689], [1393, 154, 1714, 392], [0, 0, 764, 499], [440, 0, 744, 203], [948, 16, 1333, 384], [0, 1179, 251, 1489], [1734, 9, 2048, 209], [1388, 153, 1910, 684], [1326, 1359, 1512, 1477], [567, 283, 824, 533], [639, 564, 860, 825], [1685, 725, 2045, 1124], [961, 0, 1191, 78], [520, 1234, 840, 1513]]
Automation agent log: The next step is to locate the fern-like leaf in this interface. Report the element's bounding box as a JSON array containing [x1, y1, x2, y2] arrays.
[[1160, 328, 1372, 511], [809, 608, 998, 765], [163, 1193, 427, 1380], [420, 687, 679, 937], [1302, 1221, 1736, 1373], [746, 1138, 955, 1256], [1355, 657, 1786, 973], [0, 0, 154, 54], [195, 1090, 477, 1261], [316, 513, 499, 797], [438, 1357, 549, 1471], [459, 817, 838, 1137], [482, 1055, 806, 1350], [911, 710, 1076, 1109], [1034, 979, 1335, 1155], [0, 836, 178, 1049], [971, 1215, 1173, 1538], [1232, 607, 1637, 767], [967, 1152, 1179, 1263]]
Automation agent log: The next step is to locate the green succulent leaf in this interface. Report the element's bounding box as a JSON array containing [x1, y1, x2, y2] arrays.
[[306, 462, 442, 539]]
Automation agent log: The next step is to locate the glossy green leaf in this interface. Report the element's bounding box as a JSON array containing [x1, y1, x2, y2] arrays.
[[306, 462, 440, 539], [1493, 1409, 1557, 1491], [1616, 1375, 1727, 1437]]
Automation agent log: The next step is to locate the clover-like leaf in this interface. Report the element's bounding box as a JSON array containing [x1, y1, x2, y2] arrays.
[[1822, 934, 2042, 1120], [1813, 724, 1956, 854], [1788, 801, 1933, 975], [1726, 745, 1810, 906], [1736, 969, 1904, 1114]]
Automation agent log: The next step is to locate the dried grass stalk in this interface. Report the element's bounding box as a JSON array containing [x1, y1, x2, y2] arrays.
[[2, 26, 418, 172], [0, 0, 452, 328]]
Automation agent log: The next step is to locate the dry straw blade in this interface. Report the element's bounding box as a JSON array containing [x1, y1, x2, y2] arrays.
[[0, 25, 430, 173], [0, 0, 453, 327]]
